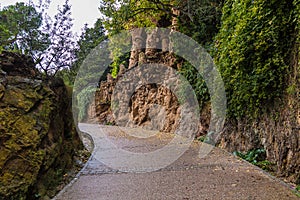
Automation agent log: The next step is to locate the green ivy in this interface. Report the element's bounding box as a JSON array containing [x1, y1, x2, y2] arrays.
[[214, 0, 298, 118], [178, 62, 210, 110], [110, 52, 130, 78]]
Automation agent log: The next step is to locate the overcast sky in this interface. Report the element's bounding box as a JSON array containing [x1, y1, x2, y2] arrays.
[[0, 0, 101, 35]]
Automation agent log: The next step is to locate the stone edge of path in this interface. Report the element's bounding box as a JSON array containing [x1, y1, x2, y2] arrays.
[[52, 131, 96, 200]]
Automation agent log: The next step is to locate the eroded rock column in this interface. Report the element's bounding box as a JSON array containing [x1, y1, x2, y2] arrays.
[[129, 29, 146, 69]]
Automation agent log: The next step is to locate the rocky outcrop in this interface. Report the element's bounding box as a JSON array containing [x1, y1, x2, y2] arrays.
[[92, 77, 116, 125], [87, 30, 208, 135], [128, 83, 180, 133], [0, 51, 83, 199], [90, 68, 182, 133], [90, 63, 206, 137]]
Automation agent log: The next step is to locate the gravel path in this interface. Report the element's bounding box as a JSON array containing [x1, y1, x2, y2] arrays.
[[53, 124, 298, 200]]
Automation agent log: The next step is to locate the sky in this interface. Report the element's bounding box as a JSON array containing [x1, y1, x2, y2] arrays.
[[0, 0, 101, 35]]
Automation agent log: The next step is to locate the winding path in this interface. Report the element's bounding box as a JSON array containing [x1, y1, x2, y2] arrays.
[[54, 123, 298, 200]]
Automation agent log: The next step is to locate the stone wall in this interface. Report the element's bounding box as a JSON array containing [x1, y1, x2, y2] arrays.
[[0, 51, 83, 199], [218, 104, 299, 183]]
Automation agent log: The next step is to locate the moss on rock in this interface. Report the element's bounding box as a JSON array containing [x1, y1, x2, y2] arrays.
[[0, 51, 83, 199]]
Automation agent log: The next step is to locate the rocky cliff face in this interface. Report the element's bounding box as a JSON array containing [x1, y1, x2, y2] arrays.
[[88, 62, 206, 136], [218, 102, 300, 184], [0, 51, 83, 199]]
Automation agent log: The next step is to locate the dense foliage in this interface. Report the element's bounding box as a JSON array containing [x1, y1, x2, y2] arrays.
[[214, 0, 299, 118], [100, 0, 174, 32], [69, 19, 107, 121], [0, 2, 49, 54], [178, 0, 223, 48], [177, 0, 223, 109]]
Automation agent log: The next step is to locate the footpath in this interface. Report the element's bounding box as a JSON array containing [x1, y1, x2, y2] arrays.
[[54, 124, 299, 200]]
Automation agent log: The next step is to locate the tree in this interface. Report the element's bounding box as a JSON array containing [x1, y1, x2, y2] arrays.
[[99, 0, 178, 33], [100, 0, 222, 35], [178, 0, 223, 48], [66, 19, 108, 121], [75, 19, 107, 72], [0, 0, 77, 78], [0, 2, 49, 53], [58, 18, 107, 85], [35, 0, 77, 78]]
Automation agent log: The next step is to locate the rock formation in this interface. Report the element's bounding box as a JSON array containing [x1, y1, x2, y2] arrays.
[[86, 28, 208, 136], [0, 51, 83, 199]]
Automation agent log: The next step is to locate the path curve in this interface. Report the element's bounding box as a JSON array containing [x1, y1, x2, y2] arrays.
[[53, 124, 298, 200]]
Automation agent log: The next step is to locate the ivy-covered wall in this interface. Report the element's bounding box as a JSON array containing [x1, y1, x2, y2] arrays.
[[215, 0, 300, 183], [215, 0, 298, 118]]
